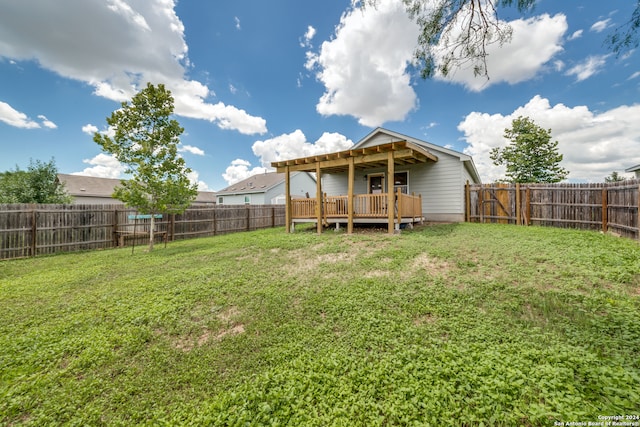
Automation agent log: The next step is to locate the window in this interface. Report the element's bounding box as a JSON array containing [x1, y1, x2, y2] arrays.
[[218, 197, 223, 204], [394, 172, 408, 194], [244, 195, 251, 204]]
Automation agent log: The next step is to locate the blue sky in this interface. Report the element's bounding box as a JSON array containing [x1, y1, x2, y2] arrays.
[[0, 0, 638, 191]]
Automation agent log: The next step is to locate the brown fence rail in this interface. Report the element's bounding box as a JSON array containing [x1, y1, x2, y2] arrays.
[[0, 204, 285, 260], [465, 180, 640, 239]]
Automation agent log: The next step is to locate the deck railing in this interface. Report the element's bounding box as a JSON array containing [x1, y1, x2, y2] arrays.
[[290, 191, 422, 222]]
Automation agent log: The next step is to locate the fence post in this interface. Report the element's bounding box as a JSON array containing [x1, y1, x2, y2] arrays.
[[170, 213, 176, 241], [465, 181, 470, 222], [271, 206, 275, 228], [212, 207, 217, 236], [602, 188, 608, 234], [637, 184, 640, 241], [515, 183, 521, 226], [478, 184, 484, 223], [525, 186, 531, 226], [113, 208, 119, 247], [246, 206, 251, 231], [31, 207, 37, 257]]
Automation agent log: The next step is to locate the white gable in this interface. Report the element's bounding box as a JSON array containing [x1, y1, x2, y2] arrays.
[[354, 128, 480, 183]]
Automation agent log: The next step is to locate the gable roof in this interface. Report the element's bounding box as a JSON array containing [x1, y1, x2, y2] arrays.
[[216, 171, 314, 196], [625, 164, 640, 173], [356, 127, 481, 183], [58, 174, 121, 198], [57, 174, 217, 203]]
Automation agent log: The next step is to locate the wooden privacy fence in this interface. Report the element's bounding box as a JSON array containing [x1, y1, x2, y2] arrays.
[[465, 180, 640, 239], [0, 204, 285, 260]]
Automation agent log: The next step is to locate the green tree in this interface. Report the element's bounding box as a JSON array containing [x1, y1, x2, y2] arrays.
[[605, 171, 626, 183], [0, 158, 71, 204], [364, 0, 640, 79], [94, 83, 198, 251], [490, 116, 568, 183]]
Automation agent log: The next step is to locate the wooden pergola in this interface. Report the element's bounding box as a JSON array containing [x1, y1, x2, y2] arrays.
[[271, 140, 438, 234]]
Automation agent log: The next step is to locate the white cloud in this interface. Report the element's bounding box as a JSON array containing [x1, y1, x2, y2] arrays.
[[222, 130, 355, 185], [300, 25, 316, 48], [82, 124, 99, 135], [590, 18, 612, 33], [74, 153, 126, 178], [0, 101, 40, 128], [553, 60, 565, 72], [458, 95, 640, 182], [0, 0, 267, 135], [307, 0, 419, 126], [186, 170, 211, 191], [438, 14, 568, 91], [178, 144, 205, 156], [568, 29, 583, 40], [37, 115, 57, 129], [565, 55, 609, 82], [107, 0, 151, 31], [628, 71, 640, 80], [251, 129, 354, 169], [234, 16, 241, 30], [222, 159, 269, 185]]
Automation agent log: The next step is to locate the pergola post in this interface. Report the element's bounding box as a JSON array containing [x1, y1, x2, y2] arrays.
[[285, 166, 291, 233], [347, 157, 354, 234], [387, 151, 395, 234], [315, 163, 322, 234]]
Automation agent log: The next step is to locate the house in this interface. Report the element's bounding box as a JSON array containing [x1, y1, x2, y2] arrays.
[[57, 174, 217, 205], [271, 127, 481, 234], [215, 171, 316, 205], [625, 164, 640, 179]]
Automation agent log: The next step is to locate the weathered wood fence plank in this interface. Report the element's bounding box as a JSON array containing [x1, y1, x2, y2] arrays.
[[465, 180, 640, 239], [0, 204, 285, 260]]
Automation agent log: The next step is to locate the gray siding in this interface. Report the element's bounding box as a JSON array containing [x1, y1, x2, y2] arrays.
[[221, 193, 266, 205], [320, 153, 467, 221], [219, 172, 316, 205]]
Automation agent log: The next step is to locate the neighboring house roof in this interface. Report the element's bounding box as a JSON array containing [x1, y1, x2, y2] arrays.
[[625, 164, 640, 173], [58, 174, 122, 198], [216, 171, 314, 196], [354, 127, 482, 183], [57, 174, 217, 203]]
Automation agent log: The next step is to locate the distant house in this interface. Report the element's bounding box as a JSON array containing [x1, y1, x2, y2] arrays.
[[271, 127, 481, 234], [216, 172, 316, 205], [57, 174, 217, 205], [625, 164, 640, 179]]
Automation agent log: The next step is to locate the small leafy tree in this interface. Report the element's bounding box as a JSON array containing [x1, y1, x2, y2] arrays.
[[490, 116, 568, 183], [94, 83, 197, 251], [605, 171, 626, 183], [0, 158, 71, 204]]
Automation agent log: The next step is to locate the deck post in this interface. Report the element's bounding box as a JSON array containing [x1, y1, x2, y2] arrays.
[[396, 188, 402, 229], [316, 163, 322, 234], [347, 157, 354, 234], [387, 151, 395, 234], [285, 166, 291, 233]]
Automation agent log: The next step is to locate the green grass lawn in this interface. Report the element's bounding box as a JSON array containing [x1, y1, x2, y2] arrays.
[[1, 223, 639, 426]]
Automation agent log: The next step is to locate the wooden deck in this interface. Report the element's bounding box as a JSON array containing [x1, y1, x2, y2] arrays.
[[290, 192, 423, 228]]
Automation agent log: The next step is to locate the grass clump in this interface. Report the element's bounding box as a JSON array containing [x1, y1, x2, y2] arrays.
[[1, 223, 638, 425]]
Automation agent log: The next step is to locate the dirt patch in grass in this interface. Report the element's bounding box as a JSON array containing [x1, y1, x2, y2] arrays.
[[408, 253, 452, 278], [172, 305, 245, 352], [413, 313, 437, 326]]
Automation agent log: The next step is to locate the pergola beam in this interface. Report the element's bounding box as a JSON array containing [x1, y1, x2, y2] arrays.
[[275, 140, 437, 234], [272, 141, 437, 174]]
